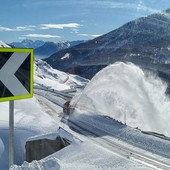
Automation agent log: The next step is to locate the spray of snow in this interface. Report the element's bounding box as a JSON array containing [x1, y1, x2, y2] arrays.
[[71, 62, 170, 136]]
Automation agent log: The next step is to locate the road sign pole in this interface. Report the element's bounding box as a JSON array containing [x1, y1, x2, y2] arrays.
[[9, 100, 14, 168]]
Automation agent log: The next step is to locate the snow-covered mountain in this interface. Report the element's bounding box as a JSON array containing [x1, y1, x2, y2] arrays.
[[10, 39, 45, 49], [44, 9, 170, 90], [10, 39, 85, 59], [0, 40, 10, 47], [34, 40, 85, 59]]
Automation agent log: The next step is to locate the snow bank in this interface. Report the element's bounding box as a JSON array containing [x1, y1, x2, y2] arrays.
[[10, 141, 152, 170], [34, 59, 70, 90], [0, 96, 59, 132], [11, 157, 61, 170], [14, 97, 59, 132], [0, 97, 59, 170], [27, 127, 81, 146], [0, 126, 37, 170], [71, 62, 170, 136]]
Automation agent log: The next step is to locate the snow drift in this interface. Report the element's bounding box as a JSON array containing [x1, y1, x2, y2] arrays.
[[71, 62, 170, 136]]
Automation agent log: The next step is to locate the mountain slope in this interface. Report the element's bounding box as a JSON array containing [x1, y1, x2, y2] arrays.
[[0, 40, 10, 47], [10, 39, 45, 49], [34, 59, 88, 91], [11, 39, 85, 59], [44, 9, 170, 82]]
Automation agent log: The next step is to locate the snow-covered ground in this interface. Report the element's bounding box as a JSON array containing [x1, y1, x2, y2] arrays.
[[34, 59, 89, 91], [0, 57, 170, 170], [11, 141, 153, 170], [0, 58, 89, 170]]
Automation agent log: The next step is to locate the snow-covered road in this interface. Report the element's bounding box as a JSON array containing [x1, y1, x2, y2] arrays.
[[34, 83, 170, 169], [67, 116, 170, 170], [33, 65, 170, 169]]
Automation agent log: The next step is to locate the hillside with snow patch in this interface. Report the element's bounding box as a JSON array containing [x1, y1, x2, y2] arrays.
[[34, 59, 89, 91], [44, 9, 170, 99]]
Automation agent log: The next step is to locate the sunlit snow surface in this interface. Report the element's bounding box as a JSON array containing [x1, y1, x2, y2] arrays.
[[0, 59, 89, 170], [1, 59, 170, 170], [34, 59, 89, 91], [11, 141, 152, 170], [71, 62, 170, 136]]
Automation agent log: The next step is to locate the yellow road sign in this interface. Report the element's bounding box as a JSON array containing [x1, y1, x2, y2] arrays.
[[0, 48, 34, 102]]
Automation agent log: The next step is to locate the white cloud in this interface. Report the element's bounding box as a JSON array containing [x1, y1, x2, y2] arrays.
[[23, 34, 61, 38], [78, 33, 102, 38], [99, 1, 159, 13], [0, 26, 12, 31], [70, 28, 79, 34], [82, 0, 159, 14], [0, 25, 36, 32], [40, 23, 80, 29], [91, 34, 102, 37], [78, 34, 89, 37]]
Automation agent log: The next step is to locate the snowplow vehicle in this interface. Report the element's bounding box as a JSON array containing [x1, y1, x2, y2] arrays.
[[63, 101, 75, 115]]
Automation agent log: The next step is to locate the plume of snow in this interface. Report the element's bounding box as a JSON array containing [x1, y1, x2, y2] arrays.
[[72, 62, 170, 136]]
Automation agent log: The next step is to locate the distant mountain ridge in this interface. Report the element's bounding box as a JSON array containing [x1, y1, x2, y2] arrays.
[[10, 39, 45, 49], [34, 40, 85, 59], [44, 9, 170, 94], [10, 39, 85, 59]]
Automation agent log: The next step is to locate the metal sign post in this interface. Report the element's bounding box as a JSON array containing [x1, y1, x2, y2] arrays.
[[9, 100, 14, 168]]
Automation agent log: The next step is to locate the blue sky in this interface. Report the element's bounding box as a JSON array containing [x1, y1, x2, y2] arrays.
[[1, 0, 170, 43]]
